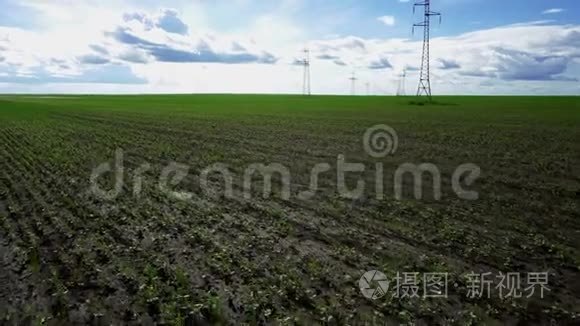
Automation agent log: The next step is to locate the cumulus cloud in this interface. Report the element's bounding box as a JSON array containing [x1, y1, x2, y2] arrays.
[[89, 44, 109, 55], [368, 57, 393, 69], [291, 21, 580, 93], [155, 9, 189, 35], [46, 58, 73, 72], [317, 54, 340, 60], [122, 12, 155, 30], [77, 54, 109, 65], [0, 4, 579, 95], [231, 42, 247, 52], [122, 9, 189, 35], [314, 36, 367, 52], [488, 48, 574, 81], [377, 16, 396, 27], [118, 50, 149, 64], [103, 14, 278, 65], [430, 24, 580, 82], [0, 65, 146, 84], [438, 59, 460, 70]]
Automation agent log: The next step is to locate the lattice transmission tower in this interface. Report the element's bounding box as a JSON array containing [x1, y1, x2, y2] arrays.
[[302, 48, 311, 95], [349, 72, 358, 95], [396, 69, 407, 96], [412, 0, 441, 99]]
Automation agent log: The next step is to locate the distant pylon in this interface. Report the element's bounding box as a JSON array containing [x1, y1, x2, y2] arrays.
[[349, 72, 358, 95], [302, 48, 311, 96], [413, 0, 441, 100], [365, 82, 370, 96], [396, 69, 407, 96]]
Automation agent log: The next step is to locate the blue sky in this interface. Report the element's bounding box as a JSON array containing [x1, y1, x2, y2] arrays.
[[0, 0, 579, 94]]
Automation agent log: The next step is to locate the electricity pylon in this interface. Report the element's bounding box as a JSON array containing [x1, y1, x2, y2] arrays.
[[349, 72, 358, 95], [396, 69, 407, 96], [413, 0, 441, 100], [302, 48, 311, 95]]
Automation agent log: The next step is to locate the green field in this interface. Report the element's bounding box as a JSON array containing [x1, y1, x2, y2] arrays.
[[0, 95, 579, 324]]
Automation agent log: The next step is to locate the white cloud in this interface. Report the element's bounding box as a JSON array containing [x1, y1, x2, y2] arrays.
[[377, 15, 396, 27], [542, 8, 564, 15], [0, 2, 579, 95], [102, 10, 278, 65]]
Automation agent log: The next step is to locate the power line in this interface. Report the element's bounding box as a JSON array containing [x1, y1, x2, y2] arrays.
[[413, 0, 441, 100]]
